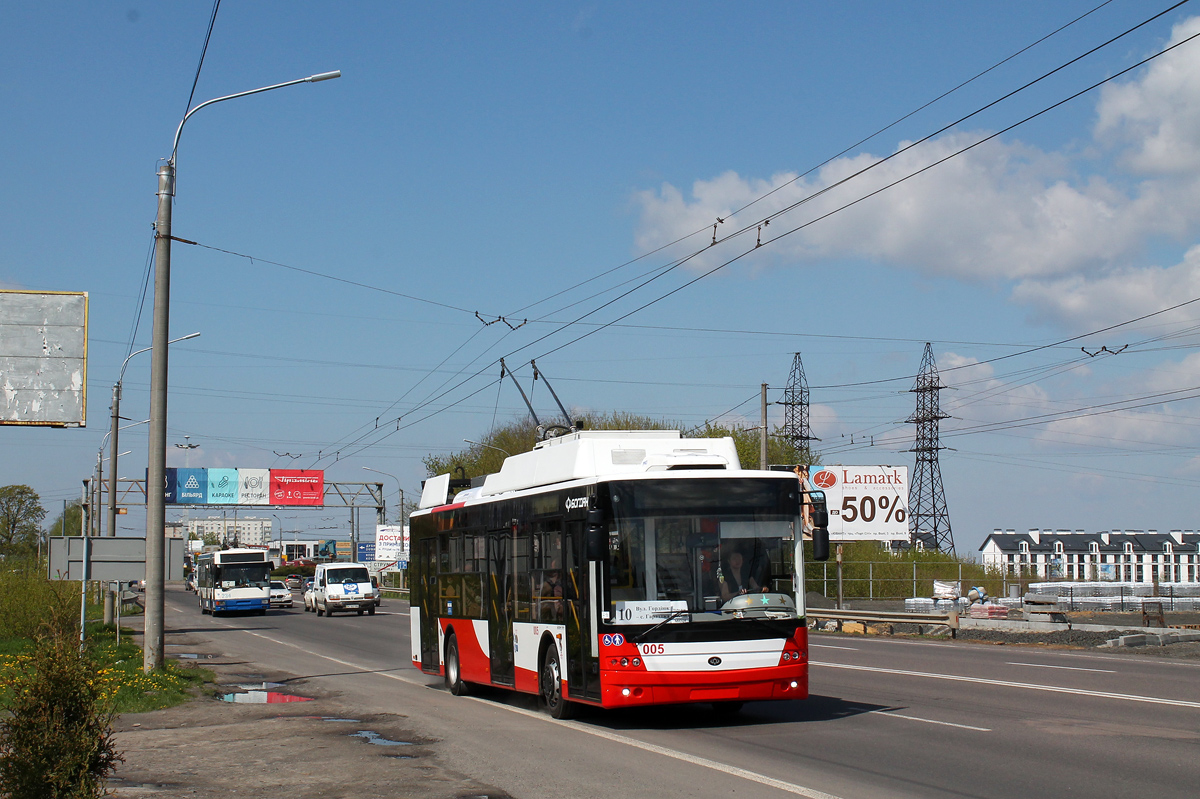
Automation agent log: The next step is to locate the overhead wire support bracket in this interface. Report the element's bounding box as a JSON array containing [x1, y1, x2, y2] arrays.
[[476, 311, 529, 330], [1081, 345, 1128, 357]]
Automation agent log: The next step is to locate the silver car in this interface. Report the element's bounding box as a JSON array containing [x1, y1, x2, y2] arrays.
[[268, 580, 294, 608]]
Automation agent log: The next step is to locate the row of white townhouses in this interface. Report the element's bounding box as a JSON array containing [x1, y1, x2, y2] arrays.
[[980, 529, 1200, 583]]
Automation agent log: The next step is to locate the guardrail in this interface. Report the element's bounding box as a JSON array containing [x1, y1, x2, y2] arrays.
[[807, 607, 959, 637]]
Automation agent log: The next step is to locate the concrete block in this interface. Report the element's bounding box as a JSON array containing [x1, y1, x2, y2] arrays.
[[1117, 634, 1149, 647]]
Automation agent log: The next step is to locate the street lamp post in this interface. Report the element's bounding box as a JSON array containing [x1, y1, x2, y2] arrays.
[[144, 70, 340, 673], [362, 467, 405, 525], [105, 333, 199, 624]]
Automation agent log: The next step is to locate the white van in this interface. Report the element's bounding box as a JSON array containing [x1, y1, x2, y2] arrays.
[[312, 563, 378, 617]]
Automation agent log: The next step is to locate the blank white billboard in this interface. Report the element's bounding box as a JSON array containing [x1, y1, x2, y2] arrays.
[[0, 290, 88, 427]]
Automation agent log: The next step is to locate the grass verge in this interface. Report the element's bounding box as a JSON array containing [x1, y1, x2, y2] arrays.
[[0, 622, 212, 715]]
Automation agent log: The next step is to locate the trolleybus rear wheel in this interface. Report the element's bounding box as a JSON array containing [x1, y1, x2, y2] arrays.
[[540, 647, 574, 719], [445, 633, 469, 696]]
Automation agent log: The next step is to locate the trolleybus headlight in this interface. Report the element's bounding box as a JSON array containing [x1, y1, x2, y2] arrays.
[[622, 688, 631, 697], [620, 657, 629, 667], [790, 681, 799, 689], [631, 658, 640, 667]]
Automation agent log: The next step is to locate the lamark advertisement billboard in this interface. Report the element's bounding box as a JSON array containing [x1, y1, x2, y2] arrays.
[[811, 465, 909, 541], [155, 467, 324, 506]]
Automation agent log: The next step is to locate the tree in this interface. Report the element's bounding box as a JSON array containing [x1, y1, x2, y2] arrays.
[[423, 413, 678, 479], [423, 413, 820, 480], [46, 500, 84, 539], [0, 485, 47, 558]]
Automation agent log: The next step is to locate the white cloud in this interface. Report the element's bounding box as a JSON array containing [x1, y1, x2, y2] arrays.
[[1011, 244, 1200, 328], [1096, 15, 1200, 176], [940, 352, 1054, 427], [632, 15, 1200, 324]]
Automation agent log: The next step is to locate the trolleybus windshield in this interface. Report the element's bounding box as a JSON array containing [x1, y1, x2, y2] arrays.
[[606, 478, 799, 620], [215, 562, 271, 589]]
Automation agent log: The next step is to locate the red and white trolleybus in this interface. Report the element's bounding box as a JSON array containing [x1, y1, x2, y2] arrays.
[[409, 430, 829, 718]]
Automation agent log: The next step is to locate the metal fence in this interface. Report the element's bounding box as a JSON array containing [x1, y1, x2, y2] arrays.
[[808, 560, 1200, 608], [808, 560, 1004, 602]]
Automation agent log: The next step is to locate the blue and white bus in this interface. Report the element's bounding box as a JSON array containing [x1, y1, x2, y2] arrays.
[[196, 549, 272, 615]]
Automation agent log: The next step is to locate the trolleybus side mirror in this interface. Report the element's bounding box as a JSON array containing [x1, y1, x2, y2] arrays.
[[812, 528, 830, 562], [585, 508, 605, 561], [811, 508, 829, 529]]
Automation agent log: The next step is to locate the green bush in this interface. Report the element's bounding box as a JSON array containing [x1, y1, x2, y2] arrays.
[[272, 564, 315, 579], [0, 588, 122, 798], [0, 559, 78, 641]]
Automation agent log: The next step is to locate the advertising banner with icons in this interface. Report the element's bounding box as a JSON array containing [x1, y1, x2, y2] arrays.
[[238, 469, 269, 505], [175, 468, 208, 504], [811, 465, 909, 541], [158, 467, 324, 506], [206, 468, 239, 504], [269, 469, 324, 506]]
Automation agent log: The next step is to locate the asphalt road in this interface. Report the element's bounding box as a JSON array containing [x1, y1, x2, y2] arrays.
[[166, 586, 1200, 799]]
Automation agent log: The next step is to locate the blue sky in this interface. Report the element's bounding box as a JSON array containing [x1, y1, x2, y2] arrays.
[[4, 1, 1200, 553]]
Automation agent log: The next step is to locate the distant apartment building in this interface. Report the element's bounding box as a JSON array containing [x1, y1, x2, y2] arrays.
[[185, 516, 273, 548], [980, 528, 1200, 583]]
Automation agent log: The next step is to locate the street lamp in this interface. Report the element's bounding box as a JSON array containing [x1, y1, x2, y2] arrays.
[[144, 70, 340, 673], [109, 333, 199, 538], [105, 332, 198, 625], [362, 467, 405, 525]]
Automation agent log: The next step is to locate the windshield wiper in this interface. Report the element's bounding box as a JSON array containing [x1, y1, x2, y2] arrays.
[[634, 609, 690, 644]]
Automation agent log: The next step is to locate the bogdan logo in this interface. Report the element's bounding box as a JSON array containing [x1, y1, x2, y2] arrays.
[[812, 470, 837, 489]]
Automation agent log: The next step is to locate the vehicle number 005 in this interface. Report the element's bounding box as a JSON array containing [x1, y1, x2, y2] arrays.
[[641, 643, 665, 655]]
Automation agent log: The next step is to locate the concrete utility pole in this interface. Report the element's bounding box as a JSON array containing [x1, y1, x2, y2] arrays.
[[760, 383, 769, 470], [143, 70, 340, 674]]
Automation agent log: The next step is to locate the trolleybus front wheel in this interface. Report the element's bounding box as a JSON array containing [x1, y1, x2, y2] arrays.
[[445, 633, 469, 696], [540, 647, 574, 719]]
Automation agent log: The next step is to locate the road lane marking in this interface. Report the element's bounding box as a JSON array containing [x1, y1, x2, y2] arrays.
[[1006, 662, 1115, 674], [233, 629, 843, 798], [811, 644, 858, 651], [814, 661, 1200, 709], [475, 699, 845, 799], [868, 710, 990, 732]]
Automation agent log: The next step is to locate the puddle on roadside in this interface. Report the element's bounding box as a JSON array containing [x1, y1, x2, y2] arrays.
[[220, 691, 315, 704], [174, 653, 216, 660], [232, 682, 284, 690], [321, 717, 362, 723], [349, 730, 413, 746]]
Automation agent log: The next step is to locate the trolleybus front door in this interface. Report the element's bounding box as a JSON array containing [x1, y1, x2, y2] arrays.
[[487, 530, 515, 685], [417, 538, 439, 671]]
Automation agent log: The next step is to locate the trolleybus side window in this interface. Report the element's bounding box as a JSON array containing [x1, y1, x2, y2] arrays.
[[437, 530, 485, 619], [532, 522, 563, 622], [514, 527, 531, 620]]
